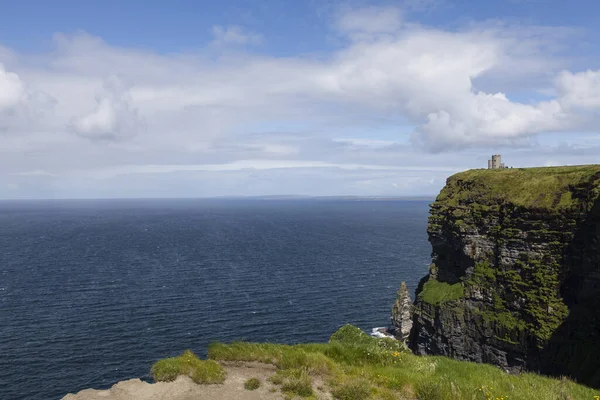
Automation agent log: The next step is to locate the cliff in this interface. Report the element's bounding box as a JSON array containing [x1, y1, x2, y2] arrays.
[[409, 165, 600, 388]]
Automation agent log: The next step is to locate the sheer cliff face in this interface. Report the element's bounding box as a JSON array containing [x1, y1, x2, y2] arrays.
[[409, 166, 600, 388]]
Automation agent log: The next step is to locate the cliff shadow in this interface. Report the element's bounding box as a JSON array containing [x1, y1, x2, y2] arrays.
[[539, 193, 600, 388]]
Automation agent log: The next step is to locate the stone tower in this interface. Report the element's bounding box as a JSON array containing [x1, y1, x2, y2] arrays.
[[488, 154, 505, 169]]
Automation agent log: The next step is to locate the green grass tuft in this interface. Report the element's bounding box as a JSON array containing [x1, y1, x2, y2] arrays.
[[415, 380, 446, 400], [331, 378, 372, 400], [418, 279, 464, 305], [268, 373, 284, 385], [244, 377, 261, 390], [278, 369, 314, 397], [150, 349, 225, 384]]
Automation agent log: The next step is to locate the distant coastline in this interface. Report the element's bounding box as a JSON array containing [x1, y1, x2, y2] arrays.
[[0, 195, 436, 202], [208, 195, 435, 201]]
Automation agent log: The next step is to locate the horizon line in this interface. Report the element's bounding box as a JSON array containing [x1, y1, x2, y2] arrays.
[[0, 194, 437, 202]]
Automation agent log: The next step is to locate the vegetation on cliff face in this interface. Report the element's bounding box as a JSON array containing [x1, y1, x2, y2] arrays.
[[411, 164, 600, 389], [152, 326, 597, 399], [418, 279, 464, 305], [466, 257, 569, 346]]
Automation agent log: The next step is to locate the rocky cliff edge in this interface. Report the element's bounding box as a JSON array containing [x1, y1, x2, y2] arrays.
[[409, 165, 600, 388]]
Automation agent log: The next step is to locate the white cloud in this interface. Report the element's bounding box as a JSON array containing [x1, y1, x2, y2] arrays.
[[334, 6, 403, 37], [334, 138, 397, 148], [12, 170, 57, 177], [0, 63, 25, 109], [1, 8, 600, 198], [414, 92, 571, 151], [28, 24, 592, 152], [0, 63, 56, 132], [91, 160, 462, 179], [556, 69, 600, 111], [69, 75, 144, 141], [211, 25, 263, 46]]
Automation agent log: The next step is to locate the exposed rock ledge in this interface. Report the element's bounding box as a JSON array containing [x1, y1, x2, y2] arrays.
[[62, 362, 330, 400]]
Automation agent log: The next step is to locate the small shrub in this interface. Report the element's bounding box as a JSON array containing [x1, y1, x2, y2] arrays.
[[190, 360, 226, 384], [415, 380, 444, 400], [150, 349, 225, 384], [280, 369, 314, 397], [268, 373, 284, 385], [332, 379, 373, 400], [244, 377, 261, 390]]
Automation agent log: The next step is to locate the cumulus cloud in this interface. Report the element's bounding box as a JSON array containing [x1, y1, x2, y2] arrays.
[[29, 22, 597, 151], [413, 92, 572, 151], [556, 69, 600, 111], [309, 26, 585, 150], [0, 63, 25, 109], [0, 63, 56, 131], [69, 76, 144, 141], [1, 6, 600, 198]]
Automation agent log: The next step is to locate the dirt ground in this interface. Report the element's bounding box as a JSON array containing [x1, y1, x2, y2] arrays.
[[62, 361, 332, 400]]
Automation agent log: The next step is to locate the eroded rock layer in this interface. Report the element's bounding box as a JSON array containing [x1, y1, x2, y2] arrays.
[[408, 166, 600, 388], [391, 282, 413, 341]]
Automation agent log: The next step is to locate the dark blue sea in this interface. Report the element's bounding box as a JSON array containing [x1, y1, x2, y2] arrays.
[[0, 199, 432, 400]]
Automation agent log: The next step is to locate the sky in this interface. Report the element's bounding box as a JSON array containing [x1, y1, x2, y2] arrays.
[[1, 0, 600, 199]]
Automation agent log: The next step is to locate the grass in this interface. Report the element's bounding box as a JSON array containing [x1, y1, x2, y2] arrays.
[[436, 165, 600, 211], [149, 326, 597, 399], [150, 349, 225, 384], [330, 378, 372, 400], [418, 279, 464, 305], [244, 377, 261, 390], [203, 325, 598, 400], [279, 369, 314, 397], [415, 380, 445, 400]]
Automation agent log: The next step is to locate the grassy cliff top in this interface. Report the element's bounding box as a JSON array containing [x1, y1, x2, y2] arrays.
[[436, 165, 600, 211], [150, 325, 597, 400]]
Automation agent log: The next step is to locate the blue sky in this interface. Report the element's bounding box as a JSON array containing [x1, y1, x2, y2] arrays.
[[3, 1, 599, 55], [0, 0, 599, 199]]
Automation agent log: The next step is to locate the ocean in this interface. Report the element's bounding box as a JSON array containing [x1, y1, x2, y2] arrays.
[[0, 198, 431, 400]]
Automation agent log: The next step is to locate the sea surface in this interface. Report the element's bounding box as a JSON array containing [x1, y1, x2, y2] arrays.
[[0, 199, 432, 400]]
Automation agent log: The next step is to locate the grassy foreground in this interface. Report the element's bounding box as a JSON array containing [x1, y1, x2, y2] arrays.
[[151, 325, 597, 400]]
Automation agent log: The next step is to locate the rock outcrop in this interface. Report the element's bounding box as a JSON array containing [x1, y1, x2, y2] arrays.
[[408, 165, 600, 388], [62, 362, 281, 400], [390, 281, 413, 341]]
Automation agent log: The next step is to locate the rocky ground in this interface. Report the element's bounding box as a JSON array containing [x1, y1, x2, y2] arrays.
[[62, 361, 332, 400]]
